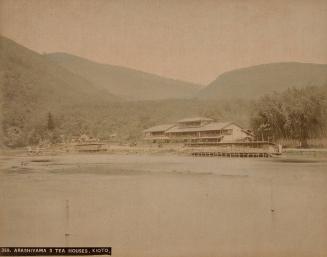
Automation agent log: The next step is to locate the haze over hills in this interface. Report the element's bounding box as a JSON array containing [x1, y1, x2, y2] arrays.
[[197, 62, 327, 99], [1, 35, 327, 147], [0, 35, 119, 145], [46, 53, 201, 101], [0, 35, 118, 107]]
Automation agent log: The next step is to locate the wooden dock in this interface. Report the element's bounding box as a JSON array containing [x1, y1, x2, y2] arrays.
[[188, 141, 280, 158], [192, 151, 271, 158]]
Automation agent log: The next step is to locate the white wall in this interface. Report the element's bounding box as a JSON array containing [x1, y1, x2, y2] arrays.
[[221, 124, 250, 142]]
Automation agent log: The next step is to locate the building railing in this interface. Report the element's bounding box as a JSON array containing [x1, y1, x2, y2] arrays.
[[145, 134, 223, 139], [144, 135, 170, 140]]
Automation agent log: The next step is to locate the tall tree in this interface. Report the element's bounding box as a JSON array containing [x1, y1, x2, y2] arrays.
[[282, 87, 326, 147], [251, 87, 327, 147], [251, 93, 287, 141]]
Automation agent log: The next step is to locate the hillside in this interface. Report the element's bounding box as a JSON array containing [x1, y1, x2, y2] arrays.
[[2, 36, 326, 147], [46, 53, 201, 100], [0, 36, 118, 146], [198, 63, 327, 99]]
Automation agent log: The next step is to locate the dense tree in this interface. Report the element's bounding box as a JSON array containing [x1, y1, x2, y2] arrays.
[[283, 87, 326, 146], [251, 87, 327, 147]]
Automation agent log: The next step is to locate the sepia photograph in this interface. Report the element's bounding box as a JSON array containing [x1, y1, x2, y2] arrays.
[[0, 0, 327, 256]]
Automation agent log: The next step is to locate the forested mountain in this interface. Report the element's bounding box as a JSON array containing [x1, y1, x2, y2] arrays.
[[0, 35, 117, 146], [0, 36, 240, 147], [46, 53, 201, 100], [1, 35, 326, 148], [198, 62, 327, 99]]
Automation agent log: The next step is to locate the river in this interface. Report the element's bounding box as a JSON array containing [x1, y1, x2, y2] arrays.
[[0, 153, 326, 257]]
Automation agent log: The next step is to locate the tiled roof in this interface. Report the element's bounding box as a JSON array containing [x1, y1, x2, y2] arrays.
[[177, 117, 214, 123], [143, 124, 176, 133], [166, 122, 234, 133]]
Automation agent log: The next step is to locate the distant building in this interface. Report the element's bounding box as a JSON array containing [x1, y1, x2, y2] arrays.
[[143, 117, 254, 144], [143, 124, 175, 143]]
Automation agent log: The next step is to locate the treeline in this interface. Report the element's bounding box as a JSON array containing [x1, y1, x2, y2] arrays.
[[251, 86, 327, 147], [2, 99, 252, 147], [2, 85, 327, 148]]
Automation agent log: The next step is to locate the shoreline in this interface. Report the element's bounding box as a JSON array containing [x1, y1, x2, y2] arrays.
[[2, 144, 327, 156]]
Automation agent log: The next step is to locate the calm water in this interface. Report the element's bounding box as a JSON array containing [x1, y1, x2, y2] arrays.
[[0, 153, 327, 257]]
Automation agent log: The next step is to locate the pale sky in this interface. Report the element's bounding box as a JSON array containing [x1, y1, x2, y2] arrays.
[[1, 0, 327, 84]]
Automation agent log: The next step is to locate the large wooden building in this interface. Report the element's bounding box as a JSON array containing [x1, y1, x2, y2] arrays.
[[143, 117, 254, 144]]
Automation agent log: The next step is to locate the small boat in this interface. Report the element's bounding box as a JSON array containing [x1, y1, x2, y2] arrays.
[[74, 143, 107, 152]]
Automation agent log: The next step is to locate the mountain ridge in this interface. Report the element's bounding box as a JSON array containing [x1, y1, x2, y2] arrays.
[[198, 62, 327, 99], [46, 52, 201, 100], [0, 35, 119, 146]]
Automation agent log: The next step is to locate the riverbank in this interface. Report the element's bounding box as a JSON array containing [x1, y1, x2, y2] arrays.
[[2, 144, 327, 160]]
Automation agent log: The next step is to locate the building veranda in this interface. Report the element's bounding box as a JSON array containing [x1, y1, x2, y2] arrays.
[[143, 117, 254, 144]]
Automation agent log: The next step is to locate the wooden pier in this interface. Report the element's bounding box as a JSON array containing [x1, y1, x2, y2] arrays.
[[188, 141, 280, 158], [192, 151, 271, 158]]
